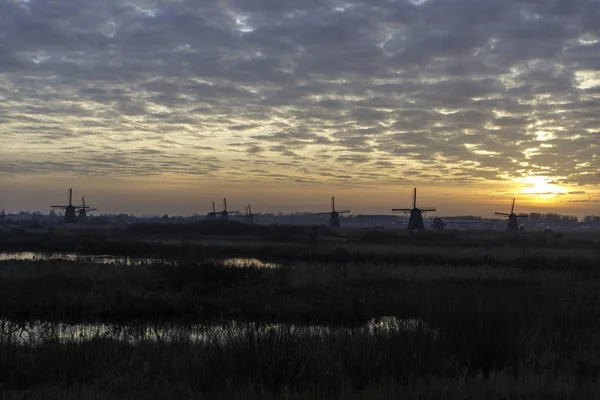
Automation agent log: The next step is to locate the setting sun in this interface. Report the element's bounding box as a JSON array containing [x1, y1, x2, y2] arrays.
[[517, 176, 567, 200]]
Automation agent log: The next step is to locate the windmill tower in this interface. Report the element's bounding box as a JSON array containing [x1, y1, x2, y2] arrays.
[[244, 204, 256, 225], [206, 201, 217, 220], [392, 188, 436, 232], [77, 197, 97, 221], [318, 197, 349, 228], [217, 198, 239, 222], [51, 189, 78, 224], [495, 198, 527, 232]]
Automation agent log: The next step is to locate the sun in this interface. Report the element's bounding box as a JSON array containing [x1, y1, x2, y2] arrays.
[[517, 176, 566, 200]]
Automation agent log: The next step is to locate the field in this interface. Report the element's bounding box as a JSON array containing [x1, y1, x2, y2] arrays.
[[1, 223, 600, 399]]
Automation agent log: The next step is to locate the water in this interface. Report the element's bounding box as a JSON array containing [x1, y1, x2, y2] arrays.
[[224, 257, 279, 268], [0, 252, 278, 268], [0, 317, 436, 345], [0, 251, 160, 265]]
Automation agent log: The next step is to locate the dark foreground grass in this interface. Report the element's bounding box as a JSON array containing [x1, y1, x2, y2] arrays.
[[5, 378, 598, 400], [2, 256, 600, 398], [2, 230, 600, 398], [0, 257, 597, 325], [1, 321, 600, 399]]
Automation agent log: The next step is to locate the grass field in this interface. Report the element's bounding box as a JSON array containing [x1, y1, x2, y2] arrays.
[[1, 224, 600, 398]]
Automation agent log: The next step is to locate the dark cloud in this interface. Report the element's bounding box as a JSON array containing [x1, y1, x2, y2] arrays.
[[1, 0, 600, 187]]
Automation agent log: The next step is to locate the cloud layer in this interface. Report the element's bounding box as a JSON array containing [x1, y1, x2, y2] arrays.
[[2, 0, 600, 189]]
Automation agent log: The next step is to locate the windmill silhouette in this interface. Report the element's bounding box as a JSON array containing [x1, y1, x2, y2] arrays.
[[217, 198, 239, 222], [206, 201, 218, 220], [495, 198, 527, 232], [318, 197, 349, 228], [77, 197, 97, 221], [51, 189, 78, 224], [392, 188, 436, 232], [244, 204, 256, 225]]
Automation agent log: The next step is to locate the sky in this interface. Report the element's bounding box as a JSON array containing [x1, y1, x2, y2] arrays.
[[1, 0, 600, 217]]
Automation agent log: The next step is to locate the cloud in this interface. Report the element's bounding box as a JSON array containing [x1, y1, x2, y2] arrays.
[[1, 0, 600, 187]]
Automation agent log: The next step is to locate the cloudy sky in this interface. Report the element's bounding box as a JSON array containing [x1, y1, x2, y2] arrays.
[[2, 0, 600, 216]]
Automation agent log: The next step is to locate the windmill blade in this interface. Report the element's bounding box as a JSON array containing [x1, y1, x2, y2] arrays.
[[87, 208, 98, 212], [392, 208, 412, 212], [331, 197, 335, 212], [223, 198, 228, 212], [212, 201, 216, 213], [413, 188, 417, 208], [82, 197, 86, 209], [68, 188, 73, 206], [248, 204, 252, 215], [511, 198, 516, 214], [318, 212, 333, 215], [421, 208, 436, 212], [338, 209, 350, 214], [495, 212, 510, 216], [50, 205, 67, 208]]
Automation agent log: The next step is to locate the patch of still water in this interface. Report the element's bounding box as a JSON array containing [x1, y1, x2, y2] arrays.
[[0, 252, 279, 268], [0, 251, 161, 265], [0, 317, 438, 345]]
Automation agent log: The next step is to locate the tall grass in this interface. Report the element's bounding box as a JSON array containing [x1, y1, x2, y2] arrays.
[[3, 229, 600, 397], [1, 320, 599, 399]]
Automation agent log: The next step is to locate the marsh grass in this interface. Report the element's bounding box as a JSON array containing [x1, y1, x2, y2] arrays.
[[1, 321, 600, 399], [3, 228, 600, 397]]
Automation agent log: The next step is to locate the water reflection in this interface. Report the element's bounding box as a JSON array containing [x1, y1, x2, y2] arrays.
[[0, 317, 437, 345], [223, 257, 279, 268], [0, 251, 160, 265], [0, 252, 279, 268]]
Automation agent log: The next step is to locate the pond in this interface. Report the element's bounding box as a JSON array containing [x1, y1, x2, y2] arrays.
[[0, 252, 279, 268], [0, 317, 436, 345], [0, 251, 160, 265]]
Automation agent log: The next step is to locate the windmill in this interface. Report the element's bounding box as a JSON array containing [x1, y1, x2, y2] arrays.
[[77, 197, 97, 221], [392, 188, 436, 232], [318, 197, 349, 228], [495, 198, 527, 232], [206, 201, 218, 220], [51, 188, 78, 224], [244, 204, 256, 225], [217, 198, 239, 222]]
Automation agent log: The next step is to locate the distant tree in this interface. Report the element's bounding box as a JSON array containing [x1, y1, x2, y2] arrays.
[[561, 215, 579, 226], [544, 213, 562, 223], [528, 213, 542, 222], [583, 216, 600, 226]]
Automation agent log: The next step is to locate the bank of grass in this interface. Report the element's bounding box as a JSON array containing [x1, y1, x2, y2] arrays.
[[3, 231, 600, 397], [0, 255, 589, 322], [3, 226, 600, 272], [3, 223, 600, 252], [5, 377, 599, 400], [2, 321, 600, 399]]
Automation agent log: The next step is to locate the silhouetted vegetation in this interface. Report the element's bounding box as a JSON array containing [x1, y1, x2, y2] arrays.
[[3, 319, 599, 399], [2, 228, 600, 397]]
